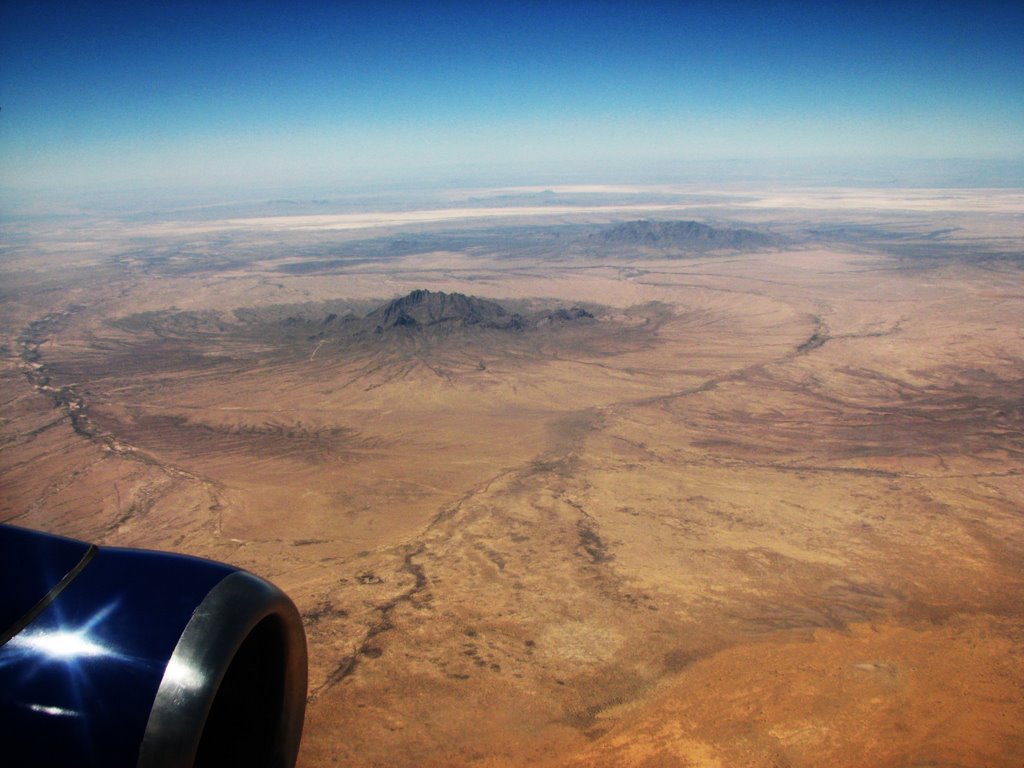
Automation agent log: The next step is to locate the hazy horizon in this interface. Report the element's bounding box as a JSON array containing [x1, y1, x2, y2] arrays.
[[2, 1, 1021, 207]]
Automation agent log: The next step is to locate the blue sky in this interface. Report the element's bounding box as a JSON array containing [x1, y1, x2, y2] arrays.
[[1, 1, 1021, 196]]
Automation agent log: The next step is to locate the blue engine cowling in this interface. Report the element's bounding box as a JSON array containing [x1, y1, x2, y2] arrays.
[[0, 523, 307, 767]]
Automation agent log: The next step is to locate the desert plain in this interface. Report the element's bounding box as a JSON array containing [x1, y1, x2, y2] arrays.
[[1, 185, 1022, 766]]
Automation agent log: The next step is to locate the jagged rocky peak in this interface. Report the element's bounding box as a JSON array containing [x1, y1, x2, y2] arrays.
[[595, 220, 780, 250], [367, 290, 525, 332], [541, 306, 595, 324]]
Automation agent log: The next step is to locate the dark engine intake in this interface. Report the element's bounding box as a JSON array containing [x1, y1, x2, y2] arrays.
[[0, 524, 307, 767]]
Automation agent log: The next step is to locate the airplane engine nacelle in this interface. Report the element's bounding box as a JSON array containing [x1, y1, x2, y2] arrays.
[[0, 524, 307, 767]]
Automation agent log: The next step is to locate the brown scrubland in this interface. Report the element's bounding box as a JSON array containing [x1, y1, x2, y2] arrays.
[[2, 187, 1022, 766]]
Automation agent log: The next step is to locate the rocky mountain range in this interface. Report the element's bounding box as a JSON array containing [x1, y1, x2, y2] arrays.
[[244, 290, 598, 347], [592, 220, 782, 251], [366, 289, 526, 332]]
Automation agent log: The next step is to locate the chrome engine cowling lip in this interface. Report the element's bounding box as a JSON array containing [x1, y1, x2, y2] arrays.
[[137, 569, 307, 768]]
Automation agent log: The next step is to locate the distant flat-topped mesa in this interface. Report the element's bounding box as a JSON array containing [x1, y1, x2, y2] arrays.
[[367, 289, 526, 332], [592, 220, 782, 251]]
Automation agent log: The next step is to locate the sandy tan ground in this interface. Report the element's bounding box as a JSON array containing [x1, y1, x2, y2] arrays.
[[1, 188, 1022, 766]]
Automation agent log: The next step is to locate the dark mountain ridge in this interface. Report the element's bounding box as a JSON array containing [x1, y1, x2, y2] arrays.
[[367, 289, 525, 332], [593, 220, 781, 251], [121, 292, 598, 352]]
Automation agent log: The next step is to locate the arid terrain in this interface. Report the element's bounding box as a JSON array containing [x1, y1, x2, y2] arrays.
[[2, 185, 1022, 766]]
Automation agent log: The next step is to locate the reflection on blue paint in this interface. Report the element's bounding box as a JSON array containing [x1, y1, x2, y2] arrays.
[[8, 601, 121, 662], [1, 530, 234, 767], [28, 702, 81, 718], [13, 628, 109, 660]]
